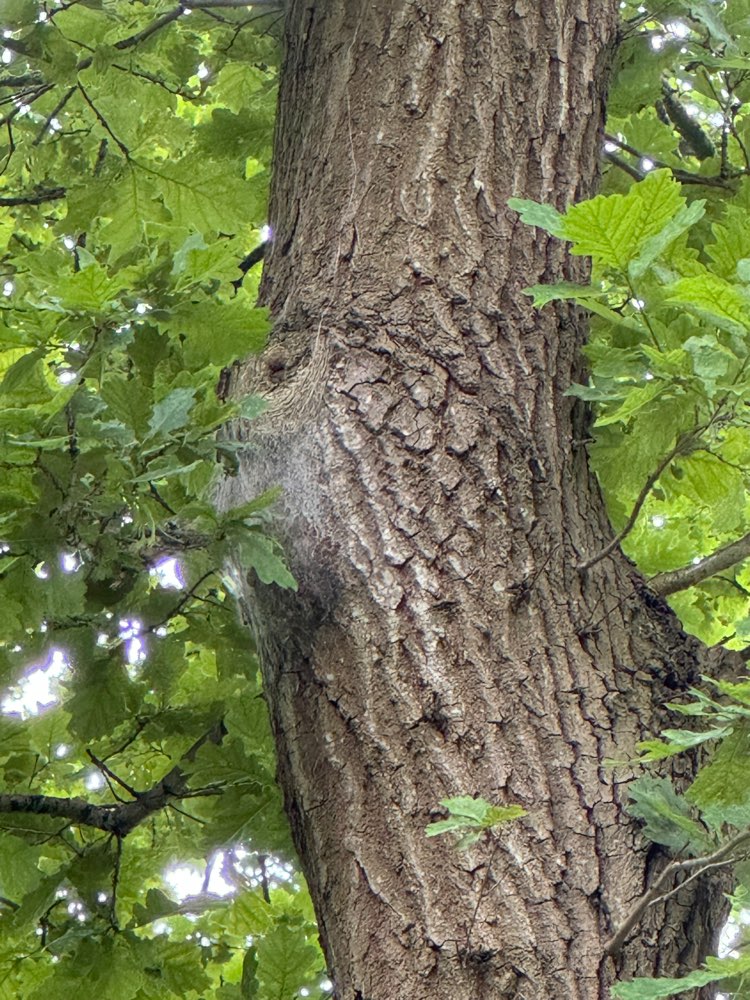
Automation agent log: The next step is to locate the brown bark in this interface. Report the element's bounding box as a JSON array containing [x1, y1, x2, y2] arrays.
[[219, 2, 731, 997]]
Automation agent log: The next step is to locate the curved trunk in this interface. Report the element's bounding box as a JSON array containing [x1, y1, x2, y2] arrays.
[[220, 2, 728, 996]]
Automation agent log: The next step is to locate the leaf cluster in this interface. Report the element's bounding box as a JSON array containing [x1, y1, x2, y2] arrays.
[[0, 3, 324, 998], [425, 796, 526, 850]]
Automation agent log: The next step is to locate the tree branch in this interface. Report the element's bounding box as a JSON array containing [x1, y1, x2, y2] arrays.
[[0, 187, 66, 206], [605, 829, 750, 956], [649, 531, 750, 596], [233, 240, 267, 290], [113, 7, 184, 51], [33, 85, 76, 146], [86, 749, 140, 800], [603, 132, 737, 188], [0, 720, 226, 838], [603, 149, 644, 182]]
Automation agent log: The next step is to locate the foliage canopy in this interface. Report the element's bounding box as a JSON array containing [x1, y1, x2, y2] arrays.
[[4, 0, 750, 998], [0, 1, 325, 997]]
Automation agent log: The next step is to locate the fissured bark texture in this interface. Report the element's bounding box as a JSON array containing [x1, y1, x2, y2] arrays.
[[220, 2, 726, 997]]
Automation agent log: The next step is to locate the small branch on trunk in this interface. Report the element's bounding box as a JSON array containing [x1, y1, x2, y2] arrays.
[[605, 829, 750, 956], [0, 720, 226, 839], [649, 531, 750, 596], [233, 240, 267, 290]]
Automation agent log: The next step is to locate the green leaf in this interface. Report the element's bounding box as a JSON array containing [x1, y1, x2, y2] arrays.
[[130, 888, 180, 928], [612, 952, 750, 999], [595, 382, 667, 427], [146, 387, 196, 441], [64, 658, 134, 741], [426, 796, 526, 842], [0, 834, 43, 899], [54, 263, 127, 312], [628, 200, 706, 279], [523, 283, 646, 332], [174, 300, 269, 367], [635, 726, 730, 761], [256, 924, 321, 1000], [562, 170, 685, 268], [100, 376, 151, 436], [688, 725, 750, 811], [507, 198, 564, 237], [151, 156, 264, 233], [665, 273, 750, 335], [626, 776, 711, 855], [0, 349, 47, 396], [611, 968, 728, 999], [233, 531, 297, 590]]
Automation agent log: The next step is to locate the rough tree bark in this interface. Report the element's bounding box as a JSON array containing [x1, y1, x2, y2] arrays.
[[220, 2, 732, 997]]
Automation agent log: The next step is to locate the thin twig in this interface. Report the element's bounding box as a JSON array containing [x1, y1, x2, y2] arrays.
[[605, 829, 750, 956], [168, 803, 207, 824], [86, 749, 140, 799], [101, 717, 149, 763], [0, 120, 14, 177], [77, 83, 129, 157], [649, 855, 737, 907], [604, 150, 644, 182], [33, 85, 76, 146], [113, 7, 184, 50], [149, 568, 219, 631], [578, 433, 696, 572], [110, 835, 122, 930], [603, 132, 738, 188]]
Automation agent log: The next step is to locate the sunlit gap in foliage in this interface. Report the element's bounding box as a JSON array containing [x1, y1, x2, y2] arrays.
[[1, 648, 70, 718], [164, 848, 296, 904], [1, 556, 185, 713], [150, 556, 185, 590], [157, 850, 336, 995], [716, 915, 750, 1000]]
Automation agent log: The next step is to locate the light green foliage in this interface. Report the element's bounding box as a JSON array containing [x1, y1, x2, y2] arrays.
[[0, 2, 326, 998], [425, 796, 527, 849], [515, 3, 750, 995], [610, 953, 750, 999]]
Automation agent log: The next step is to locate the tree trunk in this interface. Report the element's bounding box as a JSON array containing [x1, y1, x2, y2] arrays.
[[220, 2, 729, 997]]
